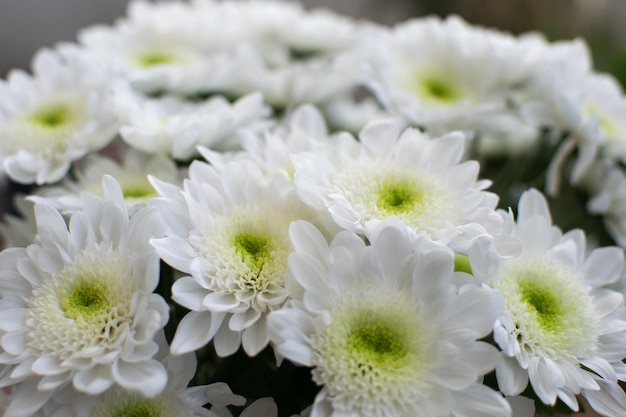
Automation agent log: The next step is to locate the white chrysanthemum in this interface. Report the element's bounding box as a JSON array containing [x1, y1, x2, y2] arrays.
[[78, 1, 214, 95], [469, 188, 626, 415], [269, 219, 510, 417], [30, 147, 184, 214], [0, 47, 118, 184], [150, 159, 320, 357], [45, 334, 246, 417], [292, 119, 502, 249], [361, 16, 539, 130], [0, 176, 169, 417], [115, 83, 270, 159], [203, 0, 360, 106]]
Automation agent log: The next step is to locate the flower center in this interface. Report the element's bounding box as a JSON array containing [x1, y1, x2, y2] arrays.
[[331, 161, 458, 234], [62, 281, 108, 320], [311, 290, 435, 415], [377, 177, 422, 214], [113, 401, 160, 417], [417, 74, 463, 104], [232, 232, 272, 275], [345, 313, 410, 368], [135, 51, 176, 68], [493, 257, 601, 361], [518, 279, 562, 333], [28, 103, 73, 129]]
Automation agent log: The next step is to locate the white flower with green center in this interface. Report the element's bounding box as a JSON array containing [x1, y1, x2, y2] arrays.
[[30, 147, 183, 215], [360, 15, 538, 129], [292, 119, 501, 249], [0, 176, 169, 417], [269, 219, 510, 417], [45, 337, 246, 417], [469, 188, 626, 415], [0, 47, 118, 184], [150, 158, 320, 357]]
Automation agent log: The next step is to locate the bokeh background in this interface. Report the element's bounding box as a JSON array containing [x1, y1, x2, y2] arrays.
[[0, 1, 623, 416]]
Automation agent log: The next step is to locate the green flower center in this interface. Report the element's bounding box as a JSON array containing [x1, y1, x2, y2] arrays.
[[417, 74, 463, 104], [346, 312, 409, 367], [377, 178, 422, 214], [518, 279, 562, 332], [232, 232, 272, 274], [119, 176, 156, 200], [136, 52, 176, 68], [61, 281, 108, 320], [114, 401, 160, 417], [28, 103, 72, 129]]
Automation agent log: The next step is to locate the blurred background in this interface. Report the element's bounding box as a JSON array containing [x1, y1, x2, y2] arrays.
[[2, 0, 626, 86]]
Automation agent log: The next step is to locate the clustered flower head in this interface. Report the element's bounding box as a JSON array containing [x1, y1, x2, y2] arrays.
[[1, 1, 626, 417]]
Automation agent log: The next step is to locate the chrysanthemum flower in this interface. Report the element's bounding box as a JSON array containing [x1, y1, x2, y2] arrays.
[[150, 158, 321, 357], [268, 218, 510, 417], [0, 47, 118, 184], [0, 176, 169, 417], [43, 333, 246, 417], [469, 188, 626, 415], [30, 147, 184, 215], [360, 15, 538, 131], [292, 119, 502, 250]]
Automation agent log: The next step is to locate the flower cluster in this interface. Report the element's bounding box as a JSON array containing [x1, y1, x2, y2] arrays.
[[1, 1, 626, 416]]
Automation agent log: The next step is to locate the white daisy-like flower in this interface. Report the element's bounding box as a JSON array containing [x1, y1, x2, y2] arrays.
[[0, 47, 118, 184], [78, 1, 210, 95], [207, 0, 360, 107], [44, 333, 246, 417], [150, 158, 320, 357], [268, 218, 510, 417], [115, 83, 271, 159], [30, 147, 184, 215], [292, 119, 502, 250], [361, 15, 539, 129], [0, 176, 170, 417], [469, 188, 626, 415]]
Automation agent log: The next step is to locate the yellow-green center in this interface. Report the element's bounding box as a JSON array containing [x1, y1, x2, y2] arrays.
[[417, 75, 463, 104], [136, 52, 175, 68], [111, 400, 160, 417], [518, 278, 562, 332], [453, 254, 472, 274], [28, 103, 72, 129], [61, 281, 109, 320], [118, 176, 156, 200], [232, 232, 272, 274], [346, 312, 409, 367], [377, 178, 423, 214]]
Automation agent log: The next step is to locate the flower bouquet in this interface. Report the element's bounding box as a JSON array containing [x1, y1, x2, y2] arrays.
[[1, 1, 626, 416]]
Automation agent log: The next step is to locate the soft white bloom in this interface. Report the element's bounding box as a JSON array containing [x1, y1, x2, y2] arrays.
[[115, 83, 270, 159], [0, 47, 118, 184], [205, 0, 360, 106], [0, 176, 169, 417], [269, 219, 509, 417], [44, 334, 246, 417], [150, 158, 321, 357], [469, 188, 626, 415], [361, 16, 539, 132], [292, 119, 502, 250], [30, 147, 184, 214]]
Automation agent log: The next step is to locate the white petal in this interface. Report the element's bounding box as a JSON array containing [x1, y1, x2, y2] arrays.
[[496, 354, 529, 396], [450, 383, 512, 417], [170, 311, 226, 355], [113, 359, 167, 397], [73, 365, 114, 394]]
